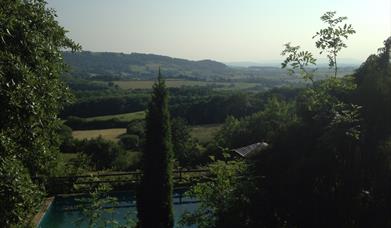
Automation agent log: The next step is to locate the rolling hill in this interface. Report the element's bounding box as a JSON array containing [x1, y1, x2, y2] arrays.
[[63, 51, 357, 81], [63, 51, 232, 80]]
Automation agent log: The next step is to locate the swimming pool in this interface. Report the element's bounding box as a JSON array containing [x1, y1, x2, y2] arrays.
[[38, 190, 198, 227]]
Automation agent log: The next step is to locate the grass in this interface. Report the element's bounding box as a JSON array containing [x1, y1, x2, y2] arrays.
[[71, 117, 222, 143], [84, 111, 145, 122], [72, 128, 127, 141], [190, 124, 222, 143], [71, 123, 221, 144], [110, 80, 260, 90]]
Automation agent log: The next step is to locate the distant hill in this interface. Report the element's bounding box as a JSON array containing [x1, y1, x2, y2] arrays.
[[63, 51, 231, 80], [226, 58, 361, 68], [63, 51, 357, 81]]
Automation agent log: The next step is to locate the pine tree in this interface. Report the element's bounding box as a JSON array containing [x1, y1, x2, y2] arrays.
[[137, 68, 174, 228]]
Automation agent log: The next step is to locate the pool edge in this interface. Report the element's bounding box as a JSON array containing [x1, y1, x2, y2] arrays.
[[33, 196, 54, 227]]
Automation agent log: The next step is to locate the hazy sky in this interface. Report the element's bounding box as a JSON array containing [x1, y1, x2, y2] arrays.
[[47, 0, 390, 63]]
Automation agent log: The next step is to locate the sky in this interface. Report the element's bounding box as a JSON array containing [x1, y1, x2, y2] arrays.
[[47, 0, 390, 63]]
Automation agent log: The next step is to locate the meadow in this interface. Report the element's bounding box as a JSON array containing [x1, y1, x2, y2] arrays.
[[84, 111, 145, 122], [72, 128, 127, 141], [190, 124, 222, 143], [72, 124, 222, 144]]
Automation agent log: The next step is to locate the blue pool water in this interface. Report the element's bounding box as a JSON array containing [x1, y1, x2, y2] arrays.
[[38, 190, 198, 227]]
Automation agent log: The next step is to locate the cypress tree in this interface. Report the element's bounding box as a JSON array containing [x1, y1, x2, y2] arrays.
[[137, 68, 174, 228]]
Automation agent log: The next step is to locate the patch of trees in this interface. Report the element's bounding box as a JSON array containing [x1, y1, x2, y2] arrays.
[[171, 118, 207, 167], [170, 93, 257, 124], [62, 86, 302, 131], [124, 118, 208, 168], [62, 94, 149, 118], [64, 116, 130, 130], [59, 134, 141, 171], [61, 74, 303, 128]]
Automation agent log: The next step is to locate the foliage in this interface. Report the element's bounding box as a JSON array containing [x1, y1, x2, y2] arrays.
[[0, 0, 79, 225], [0, 156, 43, 226], [137, 71, 174, 228], [201, 12, 389, 227], [180, 159, 256, 228], [74, 181, 136, 228], [81, 137, 124, 170], [57, 124, 75, 153], [62, 94, 148, 118], [281, 43, 317, 82], [112, 151, 141, 171], [215, 96, 296, 148], [171, 92, 257, 124], [119, 134, 139, 150], [171, 117, 202, 167], [237, 38, 391, 227], [313, 11, 356, 77], [0, 0, 80, 177], [52, 152, 90, 178], [353, 37, 391, 143], [126, 120, 146, 138], [65, 116, 135, 130]]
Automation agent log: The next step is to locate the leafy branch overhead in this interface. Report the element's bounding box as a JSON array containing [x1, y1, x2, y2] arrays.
[[313, 11, 356, 77], [281, 43, 317, 83]]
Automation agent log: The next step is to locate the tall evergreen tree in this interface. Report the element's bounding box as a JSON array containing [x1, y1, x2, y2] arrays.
[[137, 69, 174, 228]]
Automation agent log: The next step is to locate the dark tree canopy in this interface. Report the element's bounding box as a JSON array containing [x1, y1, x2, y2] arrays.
[[137, 70, 174, 228]]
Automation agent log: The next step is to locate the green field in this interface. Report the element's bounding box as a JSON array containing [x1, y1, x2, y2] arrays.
[[190, 124, 222, 143], [111, 80, 259, 90], [71, 123, 222, 143], [84, 111, 145, 122], [72, 128, 127, 141]]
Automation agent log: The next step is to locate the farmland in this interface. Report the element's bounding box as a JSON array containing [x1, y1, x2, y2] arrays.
[[72, 128, 127, 141], [190, 124, 222, 143], [110, 80, 262, 90], [72, 123, 221, 144], [84, 111, 145, 122]]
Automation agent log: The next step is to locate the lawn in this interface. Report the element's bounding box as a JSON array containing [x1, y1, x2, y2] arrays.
[[72, 128, 127, 141]]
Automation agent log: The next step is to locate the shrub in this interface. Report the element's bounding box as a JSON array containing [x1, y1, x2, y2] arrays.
[[0, 156, 43, 226], [119, 134, 139, 150], [126, 120, 145, 137], [81, 137, 123, 170], [113, 151, 141, 171]]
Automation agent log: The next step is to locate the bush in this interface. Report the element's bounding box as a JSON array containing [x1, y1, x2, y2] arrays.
[[60, 138, 84, 153], [180, 160, 254, 228], [57, 124, 73, 142], [113, 151, 141, 171], [81, 137, 123, 170], [126, 120, 145, 137], [0, 156, 42, 226], [119, 134, 139, 150]]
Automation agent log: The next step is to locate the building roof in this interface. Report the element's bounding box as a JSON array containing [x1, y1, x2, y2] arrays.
[[232, 142, 268, 158]]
